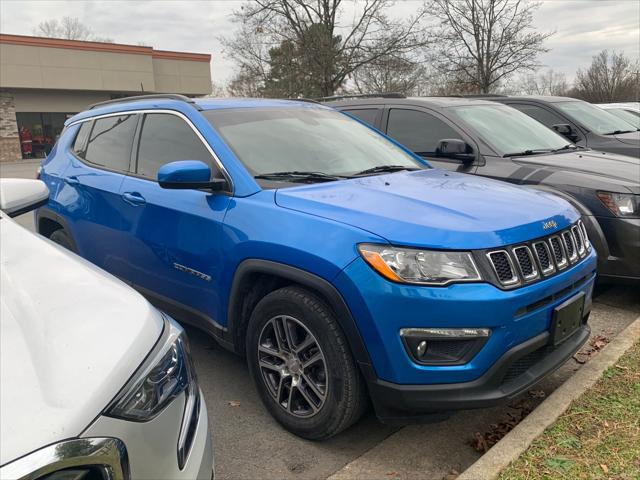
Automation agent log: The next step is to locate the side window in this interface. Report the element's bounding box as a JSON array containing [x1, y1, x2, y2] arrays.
[[343, 109, 380, 128], [72, 121, 92, 157], [136, 113, 216, 179], [84, 114, 137, 171], [386, 109, 461, 155], [509, 104, 566, 129]]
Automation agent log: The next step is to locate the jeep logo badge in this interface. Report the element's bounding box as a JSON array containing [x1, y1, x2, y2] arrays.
[[542, 220, 558, 230]]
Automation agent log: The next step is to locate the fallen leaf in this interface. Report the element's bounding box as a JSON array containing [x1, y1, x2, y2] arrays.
[[528, 389, 546, 399], [600, 464, 609, 474], [227, 400, 241, 407]]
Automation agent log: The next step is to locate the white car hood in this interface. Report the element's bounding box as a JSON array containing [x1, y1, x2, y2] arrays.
[[0, 214, 163, 465]]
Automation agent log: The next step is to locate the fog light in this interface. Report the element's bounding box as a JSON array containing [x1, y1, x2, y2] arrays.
[[400, 328, 491, 366], [416, 340, 428, 358]]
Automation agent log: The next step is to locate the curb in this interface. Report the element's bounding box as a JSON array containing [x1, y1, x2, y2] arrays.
[[458, 314, 640, 480]]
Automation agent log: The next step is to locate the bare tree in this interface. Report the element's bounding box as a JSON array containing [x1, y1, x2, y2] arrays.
[[352, 53, 426, 95], [223, 0, 429, 97], [428, 0, 552, 93], [512, 69, 569, 96], [573, 50, 639, 103], [207, 81, 230, 98], [227, 66, 265, 97], [35, 16, 113, 42]]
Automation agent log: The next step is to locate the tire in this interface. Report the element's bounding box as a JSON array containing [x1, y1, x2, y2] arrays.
[[49, 229, 76, 253], [246, 286, 367, 440]]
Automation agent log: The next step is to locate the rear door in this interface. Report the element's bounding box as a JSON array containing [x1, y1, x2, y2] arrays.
[[61, 113, 138, 277], [383, 106, 478, 173], [118, 111, 231, 331]]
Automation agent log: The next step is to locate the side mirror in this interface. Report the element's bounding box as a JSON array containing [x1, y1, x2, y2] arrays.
[[436, 139, 475, 163], [552, 124, 579, 142], [158, 160, 228, 192], [0, 178, 49, 217]]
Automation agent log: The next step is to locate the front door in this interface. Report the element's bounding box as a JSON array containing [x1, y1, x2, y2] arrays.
[[118, 112, 231, 331], [384, 107, 478, 173]]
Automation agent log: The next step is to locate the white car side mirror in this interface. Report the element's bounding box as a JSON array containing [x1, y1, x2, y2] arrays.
[[0, 179, 49, 217]]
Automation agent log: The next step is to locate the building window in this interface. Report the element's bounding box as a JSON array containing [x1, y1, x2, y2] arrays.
[[16, 112, 74, 159]]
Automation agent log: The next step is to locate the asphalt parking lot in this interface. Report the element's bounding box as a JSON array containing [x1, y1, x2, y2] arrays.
[[2, 160, 639, 480]]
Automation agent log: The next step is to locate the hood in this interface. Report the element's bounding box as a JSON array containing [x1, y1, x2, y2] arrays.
[[516, 149, 640, 189], [275, 169, 578, 249], [0, 215, 163, 465], [614, 130, 640, 146]]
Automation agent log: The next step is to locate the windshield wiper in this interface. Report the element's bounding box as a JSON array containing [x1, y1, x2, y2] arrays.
[[253, 171, 348, 183], [604, 130, 635, 135], [551, 144, 580, 153], [353, 165, 420, 176], [503, 149, 553, 158]]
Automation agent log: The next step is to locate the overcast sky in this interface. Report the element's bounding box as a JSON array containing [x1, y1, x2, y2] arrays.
[[1, 0, 638, 86]]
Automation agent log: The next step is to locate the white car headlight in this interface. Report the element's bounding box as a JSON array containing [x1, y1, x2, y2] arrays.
[[358, 243, 482, 285], [107, 316, 197, 422]]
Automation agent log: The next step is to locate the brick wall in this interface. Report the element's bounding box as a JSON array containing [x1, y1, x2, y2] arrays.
[[0, 92, 21, 162]]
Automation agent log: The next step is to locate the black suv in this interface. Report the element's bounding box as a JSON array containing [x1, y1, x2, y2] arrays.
[[324, 95, 640, 283], [483, 95, 639, 158]]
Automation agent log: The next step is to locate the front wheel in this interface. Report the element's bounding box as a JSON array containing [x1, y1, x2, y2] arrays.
[[49, 229, 76, 253], [246, 286, 367, 440]]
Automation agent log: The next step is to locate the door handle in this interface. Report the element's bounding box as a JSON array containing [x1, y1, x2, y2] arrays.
[[65, 175, 79, 185], [122, 192, 146, 206]]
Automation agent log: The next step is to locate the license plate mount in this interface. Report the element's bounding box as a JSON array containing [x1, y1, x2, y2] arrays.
[[550, 292, 585, 346]]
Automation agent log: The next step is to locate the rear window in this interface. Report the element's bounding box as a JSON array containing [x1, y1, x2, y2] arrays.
[[343, 109, 380, 127], [72, 121, 92, 157], [84, 114, 137, 171]]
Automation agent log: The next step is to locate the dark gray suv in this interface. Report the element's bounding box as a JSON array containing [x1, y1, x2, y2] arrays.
[[324, 95, 640, 284], [482, 95, 639, 158]]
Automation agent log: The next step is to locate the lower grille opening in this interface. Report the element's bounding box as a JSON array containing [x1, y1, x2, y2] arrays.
[[501, 345, 553, 385], [514, 272, 594, 317]]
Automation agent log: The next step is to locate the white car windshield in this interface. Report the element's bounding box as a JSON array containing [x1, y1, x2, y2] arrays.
[[556, 101, 636, 135]]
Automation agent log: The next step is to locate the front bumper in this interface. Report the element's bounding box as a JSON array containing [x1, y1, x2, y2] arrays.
[[334, 249, 596, 418], [366, 323, 589, 423], [82, 389, 213, 479], [594, 215, 640, 281]]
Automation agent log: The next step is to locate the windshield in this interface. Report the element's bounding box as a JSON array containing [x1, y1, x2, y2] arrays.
[[605, 108, 640, 129], [555, 101, 635, 135], [204, 107, 423, 179], [450, 104, 568, 155]]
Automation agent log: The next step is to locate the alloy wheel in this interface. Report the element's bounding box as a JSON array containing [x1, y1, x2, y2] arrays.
[[257, 315, 328, 417]]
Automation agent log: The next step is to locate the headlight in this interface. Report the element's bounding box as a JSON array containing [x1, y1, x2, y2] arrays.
[[358, 243, 482, 285], [107, 317, 197, 422], [597, 191, 639, 217]]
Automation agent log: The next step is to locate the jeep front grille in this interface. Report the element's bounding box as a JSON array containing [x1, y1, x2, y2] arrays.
[[562, 231, 578, 263], [487, 251, 519, 286], [549, 236, 568, 269], [486, 220, 590, 288]]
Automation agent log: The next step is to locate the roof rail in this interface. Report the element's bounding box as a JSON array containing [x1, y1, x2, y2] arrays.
[[284, 98, 321, 104], [88, 94, 203, 110], [455, 94, 508, 98], [316, 92, 406, 102]]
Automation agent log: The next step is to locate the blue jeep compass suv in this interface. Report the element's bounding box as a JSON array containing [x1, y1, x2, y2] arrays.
[[38, 94, 597, 439]]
